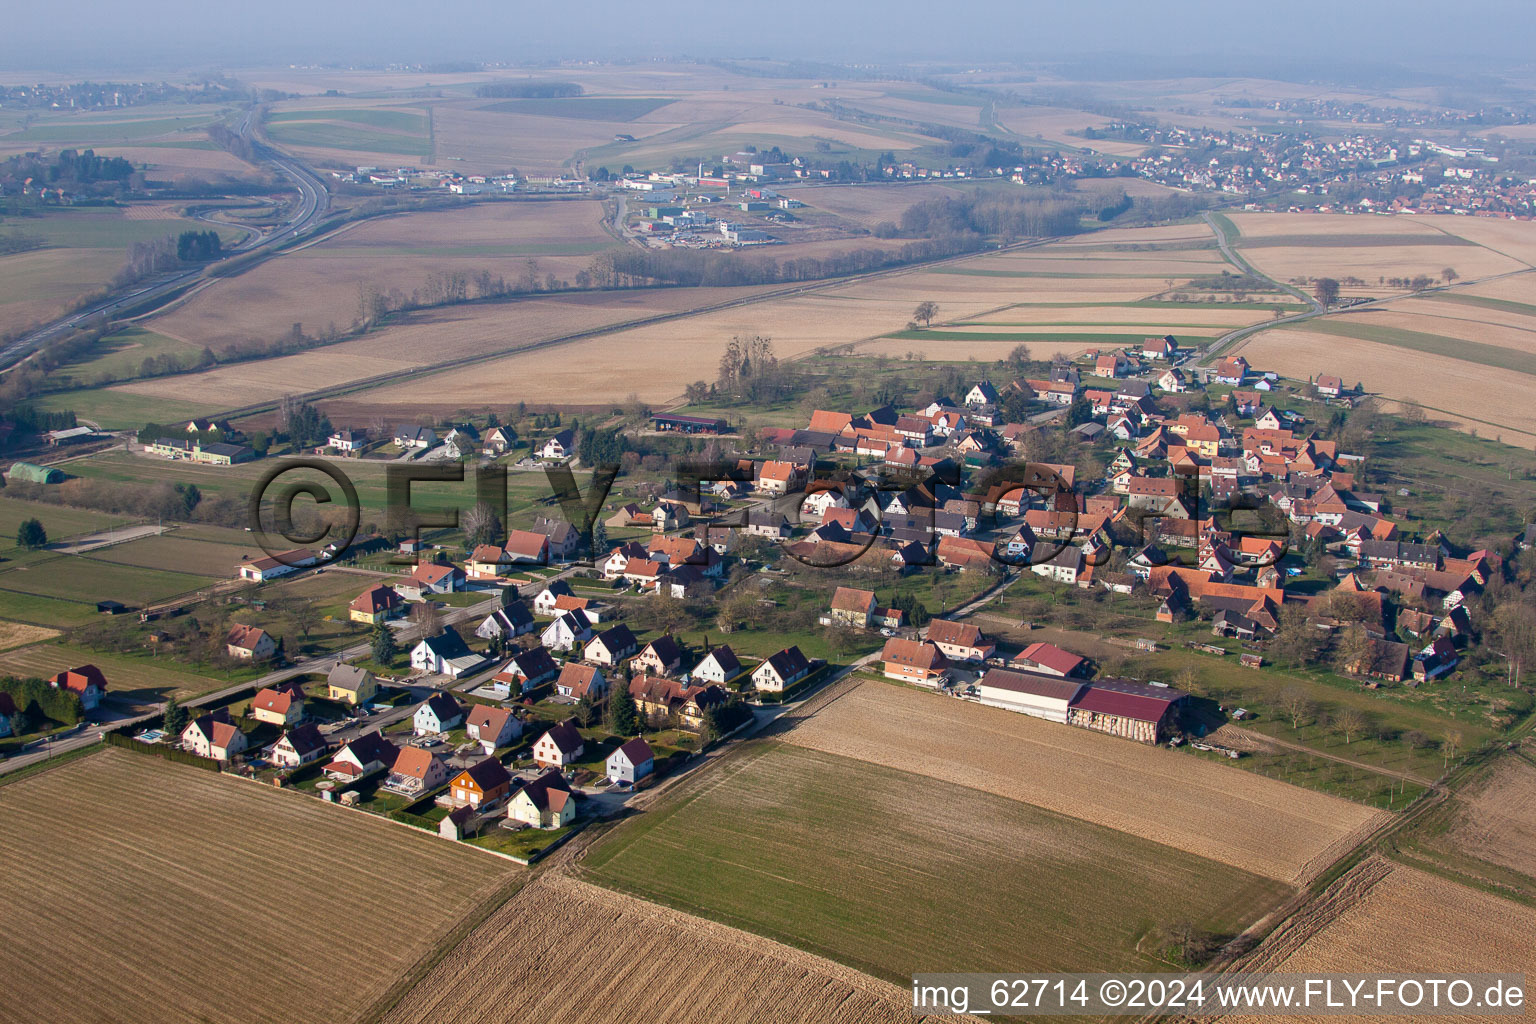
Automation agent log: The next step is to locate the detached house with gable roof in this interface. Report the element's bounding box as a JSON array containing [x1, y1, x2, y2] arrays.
[[49, 665, 107, 711], [532, 719, 585, 769], [606, 737, 655, 785], [507, 768, 577, 829], [751, 645, 812, 692], [181, 709, 248, 761]]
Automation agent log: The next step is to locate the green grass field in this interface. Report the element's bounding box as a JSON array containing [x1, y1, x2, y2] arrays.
[[0, 590, 100, 627], [5, 208, 240, 251], [3, 114, 219, 144], [85, 533, 254, 578], [478, 97, 673, 121], [265, 121, 430, 158], [0, 641, 225, 701], [0, 553, 211, 607], [44, 326, 198, 387], [28, 388, 219, 429], [267, 107, 427, 133], [1423, 292, 1536, 318], [0, 499, 123, 554], [583, 742, 1292, 982]]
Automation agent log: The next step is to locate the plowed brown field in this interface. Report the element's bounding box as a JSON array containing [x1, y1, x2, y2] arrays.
[[381, 873, 945, 1024]]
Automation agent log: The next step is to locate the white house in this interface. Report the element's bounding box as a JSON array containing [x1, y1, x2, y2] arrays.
[[691, 645, 743, 685], [465, 705, 522, 755], [606, 736, 655, 785], [410, 627, 484, 678], [751, 646, 812, 693], [181, 711, 247, 761], [475, 603, 534, 641], [532, 719, 585, 768], [539, 428, 576, 460], [413, 692, 465, 736], [491, 646, 560, 693], [269, 724, 327, 768], [541, 610, 593, 652]]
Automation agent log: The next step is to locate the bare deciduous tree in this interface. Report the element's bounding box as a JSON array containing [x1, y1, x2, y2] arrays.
[[1337, 707, 1367, 745], [1277, 685, 1314, 731]]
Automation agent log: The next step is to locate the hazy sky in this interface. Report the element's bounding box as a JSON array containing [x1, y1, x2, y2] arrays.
[[1, 0, 1529, 75]]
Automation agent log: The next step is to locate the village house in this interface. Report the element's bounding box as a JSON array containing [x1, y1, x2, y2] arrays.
[[475, 601, 535, 641], [410, 627, 484, 678], [756, 460, 801, 495], [465, 705, 523, 754], [493, 646, 561, 694], [449, 758, 513, 809], [270, 724, 328, 768], [606, 736, 655, 785], [555, 662, 606, 701], [465, 545, 514, 581], [1141, 335, 1178, 360], [181, 710, 249, 761], [49, 665, 107, 711], [349, 584, 403, 625], [326, 664, 378, 705], [532, 719, 585, 768], [413, 691, 466, 736], [584, 624, 639, 667], [533, 580, 577, 615], [925, 619, 995, 663], [691, 645, 743, 685], [880, 637, 948, 685], [1315, 374, 1345, 398], [826, 586, 877, 628], [482, 425, 516, 456], [628, 676, 727, 730], [505, 529, 551, 565], [403, 562, 466, 599], [250, 682, 305, 727], [328, 428, 366, 452], [541, 609, 594, 652], [225, 624, 276, 662], [751, 646, 813, 692], [385, 746, 450, 796], [394, 425, 437, 449], [507, 769, 577, 829], [531, 516, 581, 561], [324, 731, 399, 781], [632, 635, 684, 676], [539, 428, 576, 460]]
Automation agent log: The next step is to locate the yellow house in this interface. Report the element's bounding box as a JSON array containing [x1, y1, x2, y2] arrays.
[[348, 584, 402, 626], [327, 664, 378, 705], [506, 769, 577, 829]]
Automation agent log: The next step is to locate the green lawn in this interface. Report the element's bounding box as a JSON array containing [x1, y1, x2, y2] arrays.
[[468, 822, 577, 860], [13, 208, 241, 250], [583, 742, 1292, 982], [0, 498, 123, 553], [1427, 293, 1536, 319]]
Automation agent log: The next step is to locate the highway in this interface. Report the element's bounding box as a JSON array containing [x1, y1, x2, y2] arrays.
[[0, 108, 330, 370]]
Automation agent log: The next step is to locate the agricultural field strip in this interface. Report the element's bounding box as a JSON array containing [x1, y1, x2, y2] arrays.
[[380, 873, 942, 1024], [1219, 863, 1536, 1024], [0, 750, 512, 1024], [780, 678, 1382, 884], [582, 742, 1294, 983]]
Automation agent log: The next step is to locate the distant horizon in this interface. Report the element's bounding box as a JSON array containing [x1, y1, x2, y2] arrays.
[[0, 0, 1531, 83]]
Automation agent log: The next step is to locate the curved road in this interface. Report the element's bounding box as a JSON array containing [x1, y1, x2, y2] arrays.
[[0, 108, 329, 370]]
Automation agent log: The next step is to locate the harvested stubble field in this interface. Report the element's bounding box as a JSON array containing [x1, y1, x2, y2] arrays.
[[782, 678, 1382, 884], [1236, 324, 1536, 446], [1226, 212, 1531, 293], [1222, 861, 1536, 1024], [1448, 754, 1536, 880], [0, 749, 512, 1024], [141, 200, 619, 350], [381, 873, 943, 1024], [582, 741, 1292, 983], [0, 620, 57, 652], [117, 284, 773, 408]]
